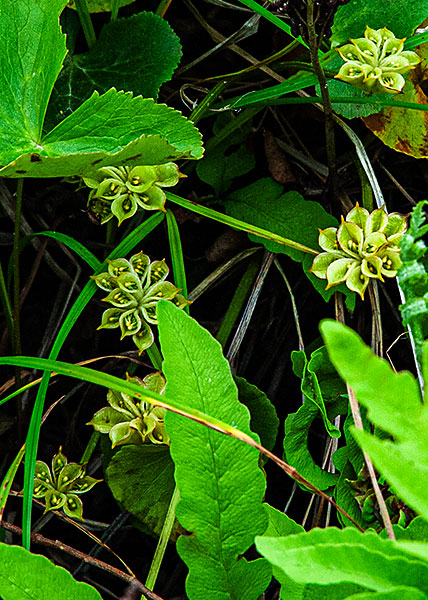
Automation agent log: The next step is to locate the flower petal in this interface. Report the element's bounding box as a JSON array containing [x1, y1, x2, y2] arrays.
[[326, 258, 357, 287], [119, 308, 142, 338], [346, 265, 369, 299], [318, 227, 339, 252], [132, 321, 154, 353], [337, 220, 364, 256], [63, 494, 83, 520]]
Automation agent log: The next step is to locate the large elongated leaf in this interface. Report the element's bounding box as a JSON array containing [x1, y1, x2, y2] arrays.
[[0, 0, 202, 178], [320, 320, 428, 520], [256, 527, 428, 593], [0, 543, 102, 599], [158, 302, 271, 600]]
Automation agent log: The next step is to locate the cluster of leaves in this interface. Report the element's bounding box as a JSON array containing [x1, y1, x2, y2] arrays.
[[2, 0, 428, 599]]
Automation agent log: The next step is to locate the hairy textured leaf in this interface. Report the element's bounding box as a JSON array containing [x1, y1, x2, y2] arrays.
[[48, 12, 182, 126], [320, 320, 428, 520], [0, 543, 102, 599], [332, 0, 428, 44], [256, 528, 428, 593], [158, 301, 271, 600], [106, 444, 176, 538], [224, 178, 355, 306]]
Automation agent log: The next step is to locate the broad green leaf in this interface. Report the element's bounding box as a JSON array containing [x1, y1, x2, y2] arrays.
[[105, 444, 176, 538], [262, 503, 304, 537], [320, 320, 428, 520], [332, 0, 428, 44], [0, 0, 67, 154], [362, 44, 428, 158], [67, 0, 135, 12], [255, 527, 428, 593], [158, 301, 271, 600], [224, 178, 355, 305], [1, 91, 203, 177], [48, 12, 182, 127], [0, 543, 102, 599], [235, 376, 279, 453]]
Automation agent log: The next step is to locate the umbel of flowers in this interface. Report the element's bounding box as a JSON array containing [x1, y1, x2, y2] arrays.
[[92, 251, 189, 352], [33, 448, 101, 519], [310, 204, 408, 299], [88, 372, 169, 447], [335, 26, 421, 94], [83, 163, 182, 225]]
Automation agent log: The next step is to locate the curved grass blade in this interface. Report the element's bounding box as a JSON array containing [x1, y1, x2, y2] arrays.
[[21, 211, 164, 549], [166, 209, 189, 312]]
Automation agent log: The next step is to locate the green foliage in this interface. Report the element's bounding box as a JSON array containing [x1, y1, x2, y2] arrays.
[[0, 543, 102, 599], [0, 0, 202, 177], [48, 12, 182, 125], [332, 0, 428, 44], [256, 527, 428, 595], [158, 301, 271, 600], [105, 444, 176, 537], [224, 178, 356, 307], [320, 319, 428, 522], [67, 0, 135, 11], [398, 201, 428, 365]]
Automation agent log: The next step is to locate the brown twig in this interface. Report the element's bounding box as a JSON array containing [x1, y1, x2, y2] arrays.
[[0, 520, 165, 600]]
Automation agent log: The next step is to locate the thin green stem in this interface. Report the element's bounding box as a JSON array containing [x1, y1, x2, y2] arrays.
[[145, 486, 180, 592], [306, 0, 338, 203], [155, 0, 173, 16], [12, 179, 23, 358], [190, 80, 229, 124], [166, 192, 319, 256], [74, 0, 96, 48], [0, 261, 14, 342], [166, 209, 189, 312], [146, 344, 163, 370], [110, 0, 120, 21]]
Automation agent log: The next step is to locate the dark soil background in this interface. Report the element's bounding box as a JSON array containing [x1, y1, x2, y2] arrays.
[[0, 1, 425, 598]]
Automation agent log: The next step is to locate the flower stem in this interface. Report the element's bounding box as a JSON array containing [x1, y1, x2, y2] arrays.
[[306, 0, 338, 203]]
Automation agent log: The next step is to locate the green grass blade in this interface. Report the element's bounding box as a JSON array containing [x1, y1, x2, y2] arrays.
[[166, 192, 318, 255], [21, 212, 164, 549], [166, 209, 189, 312], [20, 231, 101, 271]]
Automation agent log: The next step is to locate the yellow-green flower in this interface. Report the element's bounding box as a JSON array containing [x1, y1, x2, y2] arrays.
[[92, 251, 190, 352], [335, 26, 420, 94], [83, 163, 182, 225], [33, 448, 101, 520], [88, 372, 169, 447], [310, 204, 407, 299]]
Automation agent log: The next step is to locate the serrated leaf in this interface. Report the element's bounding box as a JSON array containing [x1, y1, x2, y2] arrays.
[[0, 543, 102, 599], [256, 527, 428, 593], [1, 91, 203, 177], [332, 0, 428, 44], [224, 178, 355, 305], [105, 444, 176, 538], [47, 12, 182, 127], [320, 320, 428, 521], [0, 0, 67, 155], [235, 376, 279, 453], [158, 301, 271, 600]]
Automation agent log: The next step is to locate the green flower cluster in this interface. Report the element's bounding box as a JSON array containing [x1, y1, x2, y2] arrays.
[[88, 372, 169, 447], [310, 204, 407, 299], [33, 448, 100, 520], [83, 163, 181, 225], [335, 26, 420, 94], [92, 252, 189, 352]]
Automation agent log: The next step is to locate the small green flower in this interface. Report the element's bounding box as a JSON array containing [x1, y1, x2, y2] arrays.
[[92, 251, 190, 352], [335, 26, 421, 94], [88, 372, 169, 447], [33, 448, 101, 520], [310, 204, 407, 299], [83, 163, 182, 225]]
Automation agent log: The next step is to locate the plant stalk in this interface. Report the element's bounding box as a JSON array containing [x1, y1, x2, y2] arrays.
[[74, 0, 96, 48]]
